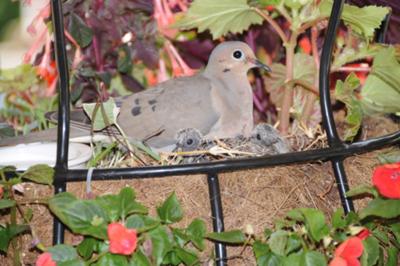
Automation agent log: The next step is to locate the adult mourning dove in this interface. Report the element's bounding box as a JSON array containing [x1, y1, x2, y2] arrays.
[[0, 41, 270, 149]]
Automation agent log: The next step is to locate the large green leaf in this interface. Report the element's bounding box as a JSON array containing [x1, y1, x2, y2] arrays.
[[48, 193, 108, 239], [48, 244, 78, 262], [283, 251, 327, 266], [125, 214, 160, 233], [387, 247, 399, 266], [360, 236, 379, 266], [359, 198, 400, 219], [118, 187, 147, 219], [148, 226, 174, 266], [0, 64, 38, 93], [69, 13, 93, 48], [319, 0, 389, 39], [94, 253, 128, 266], [206, 230, 246, 244], [361, 47, 400, 114], [175, 247, 199, 265], [186, 219, 207, 251], [0, 199, 16, 210], [268, 230, 288, 256], [175, 0, 263, 39], [130, 249, 152, 266], [298, 208, 329, 242], [77, 237, 98, 260], [21, 164, 54, 185], [0, 224, 30, 252], [156, 192, 183, 224]]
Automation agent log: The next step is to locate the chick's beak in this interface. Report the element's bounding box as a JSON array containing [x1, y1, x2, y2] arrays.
[[249, 58, 271, 72]]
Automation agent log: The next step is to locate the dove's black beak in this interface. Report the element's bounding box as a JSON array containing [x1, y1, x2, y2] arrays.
[[249, 58, 271, 72]]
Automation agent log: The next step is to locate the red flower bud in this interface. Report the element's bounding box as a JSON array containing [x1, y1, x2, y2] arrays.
[[36, 252, 56, 266], [108, 223, 138, 255]]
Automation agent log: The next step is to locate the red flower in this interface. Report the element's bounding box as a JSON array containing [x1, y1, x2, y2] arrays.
[[329, 237, 363, 266], [0, 185, 3, 199], [372, 163, 400, 199], [36, 252, 56, 266], [357, 229, 370, 241], [108, 223, 137, 255], [299, 37, 312, 55]]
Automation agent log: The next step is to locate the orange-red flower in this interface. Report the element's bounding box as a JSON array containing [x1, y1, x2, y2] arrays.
[[107, 223, 137, 255], [372, 163, 400, 199], [0, 185, 3, 199], [299, 37, 312, 55], [36, 252, 56, 266], [356, 229, 370, 241], [329, 237, 364, 266]]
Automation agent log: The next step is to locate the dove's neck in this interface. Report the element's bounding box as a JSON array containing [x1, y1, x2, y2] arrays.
[[203, 70, 254, 136]]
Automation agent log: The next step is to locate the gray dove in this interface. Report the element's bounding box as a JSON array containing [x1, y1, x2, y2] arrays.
[[0, 41, 270, 150]]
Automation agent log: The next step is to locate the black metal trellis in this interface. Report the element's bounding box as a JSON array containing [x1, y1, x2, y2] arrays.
[[49, 0, 398, 264]]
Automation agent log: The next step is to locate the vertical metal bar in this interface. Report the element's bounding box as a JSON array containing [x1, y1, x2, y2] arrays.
[[207, 173, 227, 265], [50, 0, 70, 245], [319, 0, 354, 214], [375, 13, 391, 44]]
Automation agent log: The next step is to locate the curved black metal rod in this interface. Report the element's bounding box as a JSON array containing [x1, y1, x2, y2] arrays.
[[50, 0, 70, 244], [318, 0, 355, 213], [63, 130, 400, 181]]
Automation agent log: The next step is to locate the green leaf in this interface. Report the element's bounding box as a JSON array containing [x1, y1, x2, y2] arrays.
[[0, 199, 16, 209], [346, 185, 378, 198], [0, 64, 38, 93], [118, 187, 147, 219], [83, 98, 119, 131], [285, 234, 302, 255], [334, 73, 363, 141], [117, 46, 133, 74], [372, 228, 389, 245], [319, 0, 389, 39], [95, 194, 120, 221], [69, 13, 93, 47], [58, 259, 85, 266], [389, 223, 400, 243], [21, 164, 54, 185], [332, 209, 347, 229], [125, 214, 160, 233], [130, 249, 152, 266], [387, 247, 399, 266], [257, 0, 282, 8], [268, 230, 288, 256], [175, 247, 199, 265], [377, 150, 400, 164], [206, 230, 246, 244], [299, 208, 329, 242], [253, 240, 270, 259], [175, 0, 263, 39], [186, 219, 207, 250], [156, 192, 183, 224], [48, 244, 78, 262], [94, 253, 128, 266], [360, 236, 379, 266], [77, 237, 98, 260], [0, 224, 30, 252], [361, 47, 400, 114], [148, 226, 174, 265], [283, 250, 327, 266], [359, 198, 400, 219], [48, 193, 108, 239], [172, 228, 190, 247]]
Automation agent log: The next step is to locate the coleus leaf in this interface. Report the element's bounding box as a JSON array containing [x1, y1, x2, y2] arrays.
[[69, 13, 93, 48], [175, 0, 263, 39]]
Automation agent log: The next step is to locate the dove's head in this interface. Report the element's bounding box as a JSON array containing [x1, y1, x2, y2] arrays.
[[175, 128, 203, 152], [205, 41, 271, 75]]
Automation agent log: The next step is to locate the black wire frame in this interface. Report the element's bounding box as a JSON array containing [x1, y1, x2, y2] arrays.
[[49, 0, 398, 264]]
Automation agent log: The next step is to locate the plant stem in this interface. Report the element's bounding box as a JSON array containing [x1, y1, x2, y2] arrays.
[[279, 35, 296, 134], [285, 79, 319, 95], [301, 26, 320, 125], [253, 8, 289, 44], [332, 66, 371, 73]]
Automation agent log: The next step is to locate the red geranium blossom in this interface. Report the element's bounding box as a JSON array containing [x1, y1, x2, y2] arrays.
[[372, 163, 400, 199], [329, 237, 364, 266], [107, 223, 138, 255], [36, 252, 56, 266]]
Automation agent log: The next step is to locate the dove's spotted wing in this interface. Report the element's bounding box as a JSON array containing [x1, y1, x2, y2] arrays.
[[118, 74, 219, 148]]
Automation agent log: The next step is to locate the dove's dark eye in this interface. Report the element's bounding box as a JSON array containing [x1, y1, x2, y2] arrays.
[[256, 134, 261, 141], [233, 50, 243, 60], [186, 139, 194, 146]]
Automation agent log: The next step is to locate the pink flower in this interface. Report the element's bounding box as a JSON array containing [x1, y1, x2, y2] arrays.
[[165, 41, 196, 77], [329, 237, 363, 266], [372, 163, 400, 199], [108, 223, 138, 255], [36, 252, 56, 266]]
